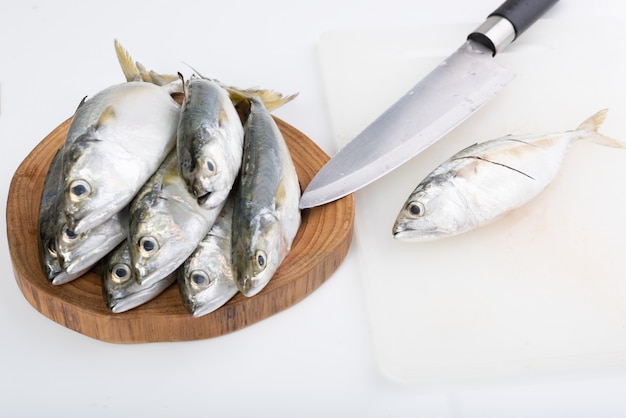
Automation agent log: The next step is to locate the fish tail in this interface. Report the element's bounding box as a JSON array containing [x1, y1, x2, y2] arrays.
[[114, 39, 142, 82], [224, 86, 298, 111], [114, 39, 180, 86], [577, 109, 626, 149]]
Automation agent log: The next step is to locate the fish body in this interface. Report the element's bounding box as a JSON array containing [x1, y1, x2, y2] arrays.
[[129, 151, 224, 286], [61, 80, 181, 235], [232, 98, 301, 297], [102, 241, 175, 313], [393, 109, 625, 241], [178, 197, 238, 317], [177, 76, 244, 208]]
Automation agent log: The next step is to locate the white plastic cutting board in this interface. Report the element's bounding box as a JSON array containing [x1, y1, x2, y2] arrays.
[[318, 19, 626, 383]]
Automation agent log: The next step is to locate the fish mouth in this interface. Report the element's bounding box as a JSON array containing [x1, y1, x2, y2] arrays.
[[50, 270, 76, 285], [392, 224, 447, 242], [108, 278, 174, 313], [187, 284, 239, 317], [197, 191, 211, 207]]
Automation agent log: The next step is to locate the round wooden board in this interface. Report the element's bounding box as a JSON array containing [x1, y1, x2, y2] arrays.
[[6, 116, 354, 344]]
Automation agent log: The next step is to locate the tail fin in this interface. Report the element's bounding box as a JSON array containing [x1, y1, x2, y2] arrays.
[[114, 39, 179, 85], [578, 109, 626, 149], [183, 62, 297, 111], [114, 39, 141, 82], [224, 86, 298, 112]]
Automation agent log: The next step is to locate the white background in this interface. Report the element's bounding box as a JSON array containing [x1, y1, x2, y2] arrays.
[[1, 1, 625, 417]]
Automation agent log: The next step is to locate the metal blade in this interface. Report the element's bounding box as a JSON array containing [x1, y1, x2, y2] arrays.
[[300, 40, 515, 209]]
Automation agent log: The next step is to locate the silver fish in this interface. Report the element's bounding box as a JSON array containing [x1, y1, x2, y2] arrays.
[[178, 196, 238, 317], [129, 151, 225, 286], [177, 75, 244, 208], [61, 79, 181, 235], [231, 97, 301, 297], [392, 109, 626, 241], [102, 241, 175, 313]]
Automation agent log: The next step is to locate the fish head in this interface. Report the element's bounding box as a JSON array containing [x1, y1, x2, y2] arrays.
[[62, 133, 138, 234], [129, 192, 207, 285], [392, 174, 472, 241], [232, 211, 287, 297], [178, 122, 241, 205], [178, 236, 237, 317], [54, 209, 127, 281], [102, 242, 175, 313]]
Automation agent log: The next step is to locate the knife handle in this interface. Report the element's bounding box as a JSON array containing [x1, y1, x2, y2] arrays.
[[469, 0, 559, 56]]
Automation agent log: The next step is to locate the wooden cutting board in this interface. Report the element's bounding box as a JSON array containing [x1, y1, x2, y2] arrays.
[[319, 19, 626, 383], [6, 116, 354, 344]]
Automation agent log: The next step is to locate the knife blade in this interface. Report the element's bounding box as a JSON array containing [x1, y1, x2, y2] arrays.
[[300, 0, 559, 209]]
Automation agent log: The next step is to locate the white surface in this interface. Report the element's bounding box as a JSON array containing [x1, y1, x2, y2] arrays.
[[1, 1, 626, 417], [319, 20, 626, 384]]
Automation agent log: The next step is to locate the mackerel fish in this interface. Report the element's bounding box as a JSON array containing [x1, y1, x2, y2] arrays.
[[61, 79, 181, 235], [129, 151, 225, 286], [178, 195, 238, 317], [177, 75, 243, 208], [231, 97, 301, 297], [392, 109, 626, 241]]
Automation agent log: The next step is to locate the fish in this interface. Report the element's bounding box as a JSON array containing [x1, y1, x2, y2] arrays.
[[129, 151, 225, 286], [176, 75, 244, 208], [38, 148, 66, 282], [54, 208, 128, 285], [392, 109, 626, 241], [101, 241, 176, 313], [178, 196, 238, 317], [61, 79, 181, 235], [37, 148, 128, 285], [231, 97, 301, 297]]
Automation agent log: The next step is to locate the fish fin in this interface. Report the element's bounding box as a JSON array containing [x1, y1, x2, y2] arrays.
[[136, 61, 152, 83], [182, 63, 297, 110], [578, 109, 626, 149], [274, 180, 287, 210], [225, 87, 298, 112], [115, 39, 180, 86], [96, 106, 116, 129], [114, 39, 142, 82], [149, 70, 179, 86], [577, 109, 608, 132], [75, 96, 88, 112]]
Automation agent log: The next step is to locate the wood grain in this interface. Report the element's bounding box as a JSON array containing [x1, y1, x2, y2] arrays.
[[6, 116, 354, 344]]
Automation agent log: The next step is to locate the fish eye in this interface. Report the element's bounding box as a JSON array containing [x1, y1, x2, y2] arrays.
[[206, 160, 216, 173], [254, 250, 267, 273], [407, 201, 426, 217], [110, 263, 132, 284], [138, 236, 159, 256], [61, 226, 78, 243], [189, 270, 214, 290], [69, 180, 92, 200]]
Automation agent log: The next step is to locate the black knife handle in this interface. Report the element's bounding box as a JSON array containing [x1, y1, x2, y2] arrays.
[[492, 0, 559, 37], [469, 0, 559, 55]]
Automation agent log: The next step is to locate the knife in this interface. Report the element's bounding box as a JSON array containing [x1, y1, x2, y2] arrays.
[[299, 0, 559, 209]]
